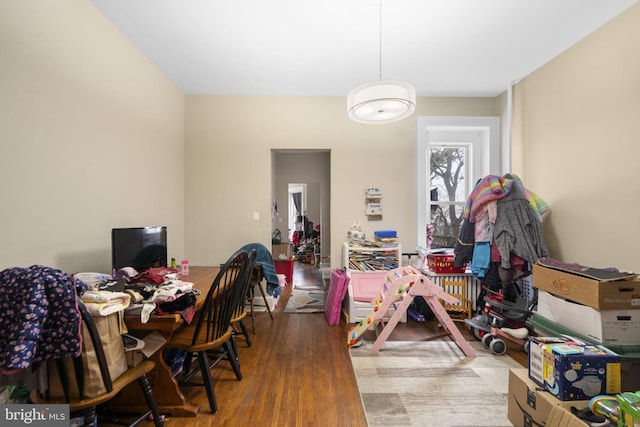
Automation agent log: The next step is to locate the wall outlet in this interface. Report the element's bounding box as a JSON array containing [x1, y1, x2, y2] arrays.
[[253, 211, 260, 221]]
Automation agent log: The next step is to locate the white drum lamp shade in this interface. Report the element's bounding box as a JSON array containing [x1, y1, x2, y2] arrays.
[[347, 80, 416, 124]]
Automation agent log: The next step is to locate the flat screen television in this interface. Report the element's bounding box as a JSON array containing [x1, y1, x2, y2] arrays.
[[111, 226, 167, 272]]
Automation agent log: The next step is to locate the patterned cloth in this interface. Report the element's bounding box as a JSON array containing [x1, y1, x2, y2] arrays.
[[0, 265, 87, 374], [81, 290, 131, 316], [462, 175, 513, 221], [505, 173, 549, 221]]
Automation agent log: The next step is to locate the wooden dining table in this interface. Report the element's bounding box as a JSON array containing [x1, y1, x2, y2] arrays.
[[108, 266, 220, 417]]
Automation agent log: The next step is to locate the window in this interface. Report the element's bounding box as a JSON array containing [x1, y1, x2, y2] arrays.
[[416, 117, 500, 250], [428, 144, 470, 248]]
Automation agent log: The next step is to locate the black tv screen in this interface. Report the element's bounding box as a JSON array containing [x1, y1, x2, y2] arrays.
[[111, 226, 167, 272]]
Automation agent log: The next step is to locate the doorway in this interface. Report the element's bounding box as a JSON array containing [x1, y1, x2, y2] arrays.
[[271, 150, 330, 269], [288, 183, 306, 243], [288, 181, 322, 265]]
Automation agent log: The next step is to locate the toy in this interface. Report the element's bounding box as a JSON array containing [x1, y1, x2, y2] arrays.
[[347, 221, 366, 240], [347, 266, 475, 356], [589, 395, 621, 424], [465, 277, 535, 355], [589, 391, 640, 426]]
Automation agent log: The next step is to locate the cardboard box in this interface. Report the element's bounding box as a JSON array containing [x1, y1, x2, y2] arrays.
[[532, 263, 640, 310], [508, 368, 587, 427], [272, 243, 293, 260], [528, 313, 640, 392], [528, 336, 578, 387], [546, 404, 592, 427], [508, 368, 558, 427], [529, 336, 621, 401], [536, 290, 640, 345]]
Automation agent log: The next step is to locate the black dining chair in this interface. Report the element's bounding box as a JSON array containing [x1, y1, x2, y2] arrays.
[[31, 299, 164, 427], [230, 248, 257, 356], [163, 248, 252, 413]]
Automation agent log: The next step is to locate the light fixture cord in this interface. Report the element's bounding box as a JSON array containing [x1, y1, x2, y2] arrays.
[[378, 0, 382, 81]]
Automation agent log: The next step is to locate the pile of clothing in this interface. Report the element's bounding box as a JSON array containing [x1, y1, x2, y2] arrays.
[[114, 267, 198, 324], [0, 265, 87, 375], [454, 174, 549, 289]]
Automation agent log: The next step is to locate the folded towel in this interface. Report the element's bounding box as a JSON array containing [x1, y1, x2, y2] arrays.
[[82, 290, 131, 316], [83, 301, 128, 316], [82, 290, 131, 304]]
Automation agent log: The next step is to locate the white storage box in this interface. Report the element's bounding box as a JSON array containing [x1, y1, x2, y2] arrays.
[[536, 291, 640, 345]]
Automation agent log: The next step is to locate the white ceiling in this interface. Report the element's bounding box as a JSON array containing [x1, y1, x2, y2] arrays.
[[90, 0, 638, 97]]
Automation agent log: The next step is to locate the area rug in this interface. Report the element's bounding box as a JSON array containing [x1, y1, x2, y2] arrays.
[[293, 283, 325, 291], [247, 291, 277, 313], [350, 340, 522, 427], [283, 289, 325, 313]]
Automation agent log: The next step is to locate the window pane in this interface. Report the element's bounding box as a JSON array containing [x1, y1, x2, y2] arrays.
[[427, 146, 467, 248], [429, 204, 464, 248], [429, 147, 466, 203]]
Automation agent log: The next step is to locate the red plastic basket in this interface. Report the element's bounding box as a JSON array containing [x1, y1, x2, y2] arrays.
[[274, 259, 294, 283], [427, 254, 466, 274]]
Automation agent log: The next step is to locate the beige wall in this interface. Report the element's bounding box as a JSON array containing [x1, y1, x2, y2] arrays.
[[512, 2, 640, 271], [185, 96, 498, 267], [5, 0, 635, 274], [0, 1, 185, 273]]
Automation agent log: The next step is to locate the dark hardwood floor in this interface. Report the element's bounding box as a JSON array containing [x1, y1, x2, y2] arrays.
[[118, 261, 527, 427]]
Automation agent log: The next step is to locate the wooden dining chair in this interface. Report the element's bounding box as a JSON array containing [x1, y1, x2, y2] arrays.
[[230, 248, 258, 355], [246, 263, 274, 333], [164, 248, 252, 413], [31, 299, 164, 427]]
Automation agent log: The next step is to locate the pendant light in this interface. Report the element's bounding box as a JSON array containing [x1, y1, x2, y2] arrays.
[[347, 0, 416, 124]]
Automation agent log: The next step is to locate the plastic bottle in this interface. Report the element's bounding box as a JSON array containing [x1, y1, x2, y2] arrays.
[[181, 259, 189, 276]]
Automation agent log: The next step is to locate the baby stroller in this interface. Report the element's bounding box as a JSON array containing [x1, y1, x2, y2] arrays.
[[465, 274, 536, 355]]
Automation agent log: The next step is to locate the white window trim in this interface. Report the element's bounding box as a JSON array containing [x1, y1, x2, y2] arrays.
[[416, 116, 500, 249]]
